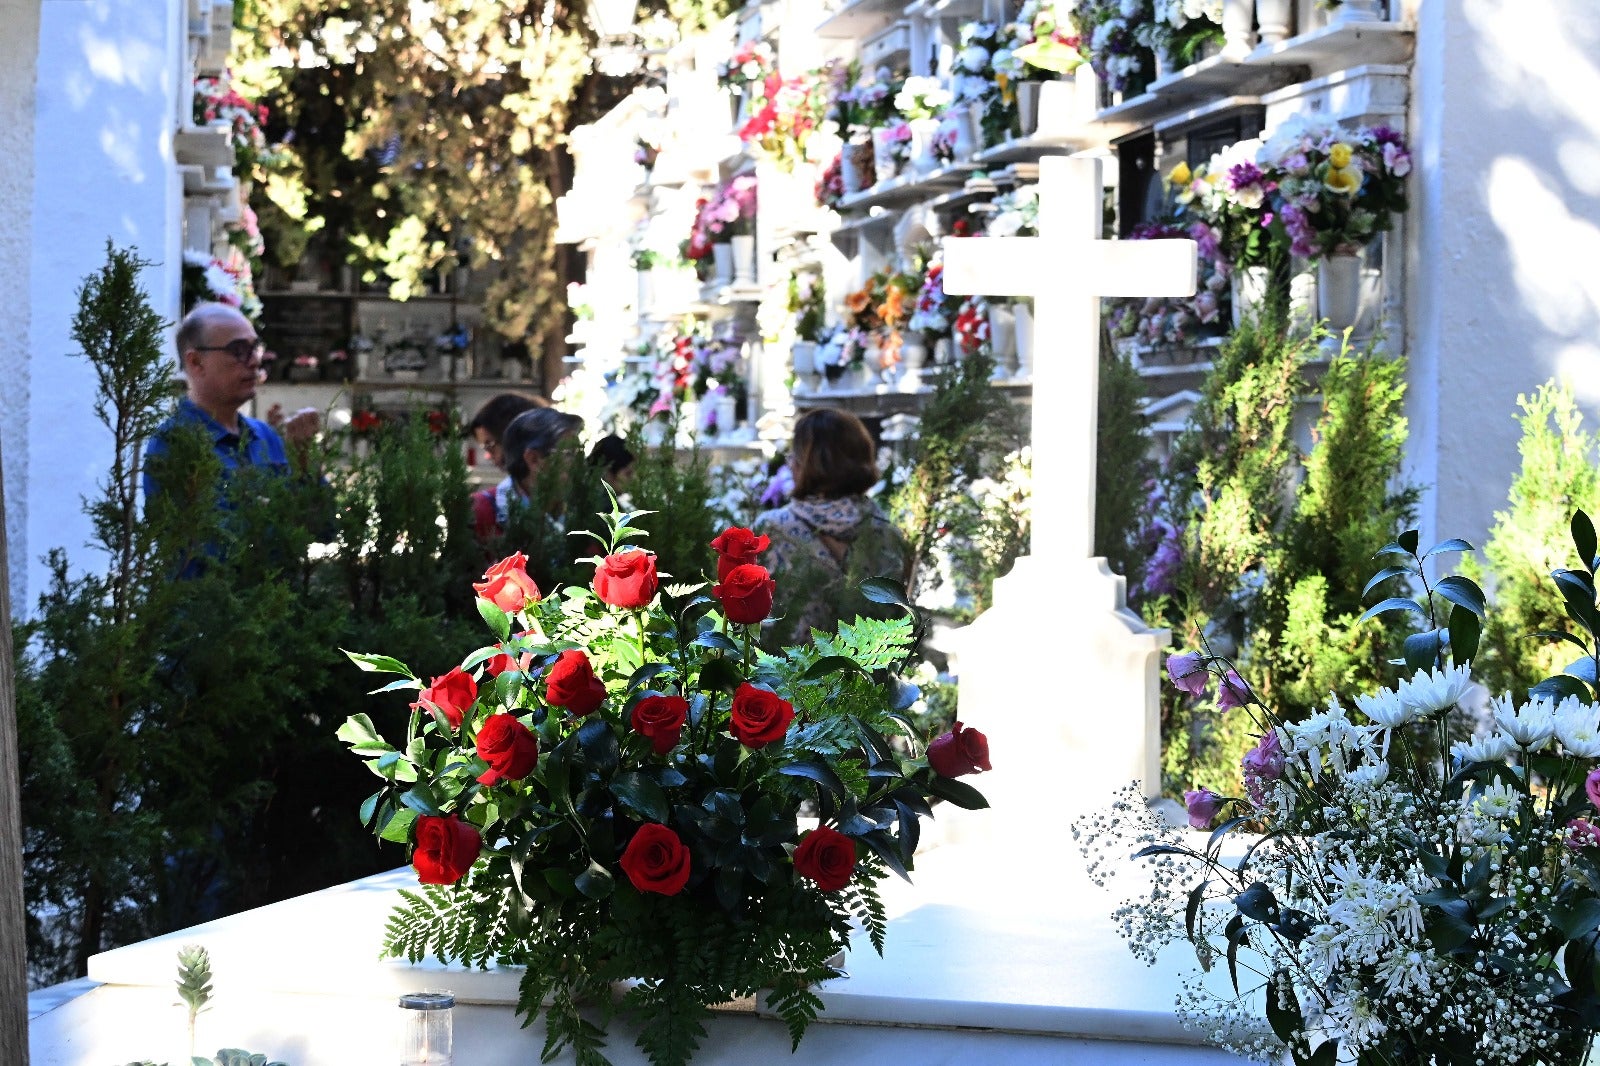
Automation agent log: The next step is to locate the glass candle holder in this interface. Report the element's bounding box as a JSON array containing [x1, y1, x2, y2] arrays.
[[398, 989, 454, 1065]]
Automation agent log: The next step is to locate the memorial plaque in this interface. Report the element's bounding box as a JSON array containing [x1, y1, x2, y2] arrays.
[[260, 295, 352, 362]]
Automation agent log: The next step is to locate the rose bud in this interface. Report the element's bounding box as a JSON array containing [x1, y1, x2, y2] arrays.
[[711, 526, 771, 581], [713, 563, 775, 625], [793, 825, 856, 892], [631, 694, 689, 756], [1569, 818, 1600, 851], [1183, 788, 1227, 830], [1587, 767, 1600, 812], [927, 720, 990, 778], [1216, 670, 1251, 711], [413, 667, 477, 730], [544, 649, 607, 715], [475, 713, 540, 785], [1166, 651, 1208, 696], [472, 552, 541, 614], [593, 549, 659, 609], [412, 814, 482, 885], [729, 683, 795, 748], [619, 822, 691, 895]]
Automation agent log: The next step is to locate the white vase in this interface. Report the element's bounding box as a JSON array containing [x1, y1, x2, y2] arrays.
[[712, 242, 734, 286], [1152, 48, 1171, 80], [871, 127, 899, 184], [933, 336, 953, 369], [355, 351, 370, 379], [942, 108, 977, 163], [1256, 0, 1293, 43], [840, 137, 874, 194], [500, 357, 523, 382], [792, 341, 818, 393], [897, 336, 928, 390], [731, 235, 757, 286], [1012, 303, 1034, 381], [987, 303, 1017, 378], [909, 118, 942, 175], [1016, 81, 1043, 135], [1328, 0, 1383, 23], [1317, 254, 1362, 336], [714, 393, 738, 436], [636, 270, 654, 315], [1221, 0, 1257, 56], [1231, 265, 1270, 328]]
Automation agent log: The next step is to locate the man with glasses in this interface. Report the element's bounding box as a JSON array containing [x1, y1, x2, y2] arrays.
[[142, 302, 320, 503]]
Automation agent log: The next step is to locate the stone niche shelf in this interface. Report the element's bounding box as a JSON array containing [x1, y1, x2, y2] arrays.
[[1096, 18, 1414, 127], [173, 124, 235, 168], [838, 164, 974, 213], [815, 0, 902, 39]]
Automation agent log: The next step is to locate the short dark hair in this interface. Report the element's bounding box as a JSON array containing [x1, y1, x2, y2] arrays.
[[468, 392, 549, 440], [790, 408, 878, 500], [503, 408, 584, 482], [588, 434, 635, 477]]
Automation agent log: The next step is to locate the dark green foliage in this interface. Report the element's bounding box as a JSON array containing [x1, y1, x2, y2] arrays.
[[1096, 333, 1154, 579], [624, 431, 718, 585], [1461, 383, 1600, 700]]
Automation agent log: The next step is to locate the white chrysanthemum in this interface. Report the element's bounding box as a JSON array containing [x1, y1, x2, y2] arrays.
[[1495, 692, 1556, 750], [1474, 781, 1520, 820], [1555, 696, 1600, 758], [1344, 761, 1389, 790], [1451, 731, 1513, 763], [1375, 947, 1433, 997], [1354, 687, 1413, 728], [1396, 663, 1473, 716]]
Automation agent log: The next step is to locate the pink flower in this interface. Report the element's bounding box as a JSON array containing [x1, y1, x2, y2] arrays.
[[1217, 670, 1250, 710], [1383, 142, 1411, 178], [1183, 788, 1227, 830], [1166, 652, 1208, 696], [1242, 732, 1285, 804], [1568, 818, 1600, 851], [1586, 767, 1600, 811]]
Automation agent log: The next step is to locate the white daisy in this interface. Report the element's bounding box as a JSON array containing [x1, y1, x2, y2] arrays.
[[1555, 696, 1600, 758], [1495, 693, 1556, 750], [1354, 687, 1414, 728], [1396, 663, 1473, 716], [1451, 731, 1513, 763]]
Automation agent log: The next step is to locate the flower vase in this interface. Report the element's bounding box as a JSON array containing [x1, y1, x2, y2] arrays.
[[731, 235, 757, 286], [1317, 253, 1363, 337], [637, 271, 654, 316], [1231, 265, 1271, 328], [1152, 49, 1171, 81], [898, 335, 928, 390], [1012, 303, 1034, 382], [500, 358, 523, 382], [1016, 81, 1044, 135], [942, 108, 977, 163], [1256, 0, 1294, 43], [909, 118, 942, 175], [1221, 0, 1257, 56], [932, 336, 953, 369], [711, 242, 735, 287], [714, 393, 738, 437], [841, 137, 875, 194], [987, 303, 1017, 378], [870, 127, 898, 185], [355, 351, 370, 380], [1328, 0, 1383, 23], [792, 341, 818, 393]]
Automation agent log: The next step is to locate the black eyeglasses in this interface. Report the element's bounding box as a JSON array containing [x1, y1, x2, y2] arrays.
[[193, 338, 266, 364]]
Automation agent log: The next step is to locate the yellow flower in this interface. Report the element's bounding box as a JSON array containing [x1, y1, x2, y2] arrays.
[[1324, 165, 1362, 196], [1166, 161, 1192, 187], [1204, 170, 1222, 186], [1328, 142, 1353, 169]]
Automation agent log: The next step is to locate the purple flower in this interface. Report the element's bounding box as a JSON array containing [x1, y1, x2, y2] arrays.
[[1216, 670, 1251, 710], [1226, 161, 1264, 191], [1242, 732, 1285, 804], [1587, 767, 1600, 811], [1183, 788, 1227, 830], [1383, 142, 1411, 178], [1569, 818, 1600, 851], [1369, 125, 1404, 148], [1167, 652, 1208, 696], [760, 464, 794, 507], [1188, 222, 1220, 261]]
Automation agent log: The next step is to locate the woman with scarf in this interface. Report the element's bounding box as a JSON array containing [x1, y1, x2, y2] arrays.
[[754, 408, 910, 648]]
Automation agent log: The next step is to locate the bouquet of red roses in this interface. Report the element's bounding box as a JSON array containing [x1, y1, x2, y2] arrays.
[[340, 500, 989, 1066]]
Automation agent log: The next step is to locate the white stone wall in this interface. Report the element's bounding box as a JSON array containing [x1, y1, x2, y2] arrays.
[[0, 0, 41, 616], [19, 0, 183, 612], [1409, 0, 1600, 552]]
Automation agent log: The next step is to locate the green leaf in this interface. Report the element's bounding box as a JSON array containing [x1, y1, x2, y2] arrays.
[[610, 772, 670, 823], [1552, 897, 1600, 939], [1264, 969, 1303, 1044], [779, 760, 848, 797], [922, 774, 989, 810], [627, 662, 673, 692], [1567, 657, 1600, 684], [576, 718, 619, 775], [367, 677, 423, 695], [801, 655, 865, 681], [859, 577, 914, 613], [378, 807, 418, 843], [1434, 575, 1486, 617], [1447, 605, 1481, 664], [1423, 537, 1474, 559], [1577, 511, 1598, 573], [1534, 629, 1591, 653], [692, 631, 741, 655], [1235, 882, 1280, 923], [1533, 674, 1593, 702], [476, 598, 512, 641], [574, 860, 615, 899], [1399, 528, 1420, 554], [1404, 629, 1443, 673], [1358, 596, 1424, 624], [1207, 815, 1250, 855], [1185, 880, 1209, 944], [336, 713, 386, 752], [696, 657, 744, 694], [343, 650, 415, 677], [399, 785, 442, 817], [1361, 565, 1413, 599], [1224, 914, 1246, 992]]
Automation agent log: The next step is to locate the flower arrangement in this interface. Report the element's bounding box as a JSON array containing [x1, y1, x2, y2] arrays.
[[193, 71, 276, 173], [954, 296, 991, 355], [718, 41, 777, 91], [1258, 115, 1412, 258], [739, 73, 828, 172], [634, 135, 661, 170], [1136, 0, 1224, 70], [788, 271, 828, 344], [908, 259, 960, 338], [1072, 0, 1155, 95], [952, 22, 1017, 146], [984, 184, 1041, 238], [828, 64, 899, 133], [1083, 516, 1600, 1064], [1170, 141, 1277, 269], [181, 248, 263, 321], [707, 174, 759, 240], [880, 119, 913, 172], [1109, 219, 1230, 347], [340, 512, 990, 1066], [816, 152, 846, 209], [1011, 0, 1086, 75], [350, 409, 383, 436], [893, 76, 952, 121]]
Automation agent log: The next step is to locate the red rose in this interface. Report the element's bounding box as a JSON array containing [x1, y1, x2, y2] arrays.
[[473, 553, 541, 613], [729, 683, 794, 748], [414, 667, 477, 730], [928, 720, 991, 778], [630, 694, 689, 756], [412, 814, 482, 885], [618, 823, 691, 895], [545, 649, 607, 715], [793, 825, 856, 892], [713, 563, 775, 625], [475, 713, 540, 785], [593, 549, 659, 609], [485, 637, 534, 677], [710, 526, 771, 581]]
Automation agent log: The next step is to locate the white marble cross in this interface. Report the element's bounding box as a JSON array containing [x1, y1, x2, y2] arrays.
[[942, 156, 1197, 558]]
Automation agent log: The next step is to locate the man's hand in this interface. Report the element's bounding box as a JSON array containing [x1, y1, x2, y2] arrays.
[[282, 407, 320, 447]]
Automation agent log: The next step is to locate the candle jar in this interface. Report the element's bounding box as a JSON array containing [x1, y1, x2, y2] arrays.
[[399, 989, 454, 1065]]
